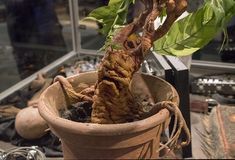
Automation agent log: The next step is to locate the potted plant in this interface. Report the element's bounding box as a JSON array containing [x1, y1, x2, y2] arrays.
[[37, 0, 235, 159]]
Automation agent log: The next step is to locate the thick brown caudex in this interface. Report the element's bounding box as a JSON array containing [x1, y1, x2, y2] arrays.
[[55, 0, 190, 148], [56, 0, 187, 123], [92, 0, 188, 124]]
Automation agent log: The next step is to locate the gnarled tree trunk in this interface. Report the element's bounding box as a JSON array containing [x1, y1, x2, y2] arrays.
[[90, 0, 188, 124], [54, 0, 190, 149], [55, 0, 187, 124]]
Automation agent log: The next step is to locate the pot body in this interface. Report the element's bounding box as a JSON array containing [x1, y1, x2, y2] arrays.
[[38, 72, 179, 159]]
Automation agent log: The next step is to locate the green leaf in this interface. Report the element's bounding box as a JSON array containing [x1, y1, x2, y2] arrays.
[[85, 0, 133, 35], [160, 8, 167, 22], [108, 0, 124, 5], [153, 0, 235, 56]]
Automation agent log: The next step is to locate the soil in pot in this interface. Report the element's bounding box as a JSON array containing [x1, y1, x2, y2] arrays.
[[60, 93, 155, 123]]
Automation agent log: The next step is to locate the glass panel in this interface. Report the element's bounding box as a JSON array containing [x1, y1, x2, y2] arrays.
[[78, 0, 135, 51], [0, 0, 72, 92], [78, 0, 107, 50]]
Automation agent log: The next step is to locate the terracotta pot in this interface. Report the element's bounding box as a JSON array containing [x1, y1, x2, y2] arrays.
[[38, 72, 179, 159]]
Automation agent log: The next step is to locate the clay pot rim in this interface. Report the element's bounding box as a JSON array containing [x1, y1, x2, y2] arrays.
[[38, 72, 170, 136]]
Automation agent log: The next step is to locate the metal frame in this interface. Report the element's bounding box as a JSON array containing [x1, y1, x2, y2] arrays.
[[74, 0, 100, 56], [141, 52, 172, 83], [0, 51, 77, 100], [191, 60, 235, 72], [69, 0, 80, 54], [71, 0, 104, 57], [164, 55, 192, 158], [151, 52, 172, 80], [143, 53, 193, 158]]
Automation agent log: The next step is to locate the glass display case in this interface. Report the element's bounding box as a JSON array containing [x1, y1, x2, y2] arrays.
[[0, 1, 234, 159], [0, 0, 72, 93], [1, 0, 234, 100]]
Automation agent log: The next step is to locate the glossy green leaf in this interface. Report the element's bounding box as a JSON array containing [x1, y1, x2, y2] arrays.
[[85, 0, 133, 35], [108, 0, 123, 5], [153, 0, 235, 56]]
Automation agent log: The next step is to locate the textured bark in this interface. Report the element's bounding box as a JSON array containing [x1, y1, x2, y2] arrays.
[[90, 0, 188, 124], [56, 0, 188, 124], [53, 0, 191, 148]]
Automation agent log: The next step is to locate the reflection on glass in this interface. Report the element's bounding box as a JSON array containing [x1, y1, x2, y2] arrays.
[[78, 0, 107, 50], [78, 0, 135, 50], [0, 0, 72, 92]]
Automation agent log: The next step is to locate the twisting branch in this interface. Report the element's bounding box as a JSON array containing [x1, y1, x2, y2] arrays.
[[137, 0, 162, 55], [153, 0, 187, 40], [130, 0, 188, 56], [54, 76, 94, 104], [112, 0, 153, 49]]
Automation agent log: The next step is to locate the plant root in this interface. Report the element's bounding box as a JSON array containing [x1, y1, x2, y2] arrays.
[[54, 76, 94, 104]]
